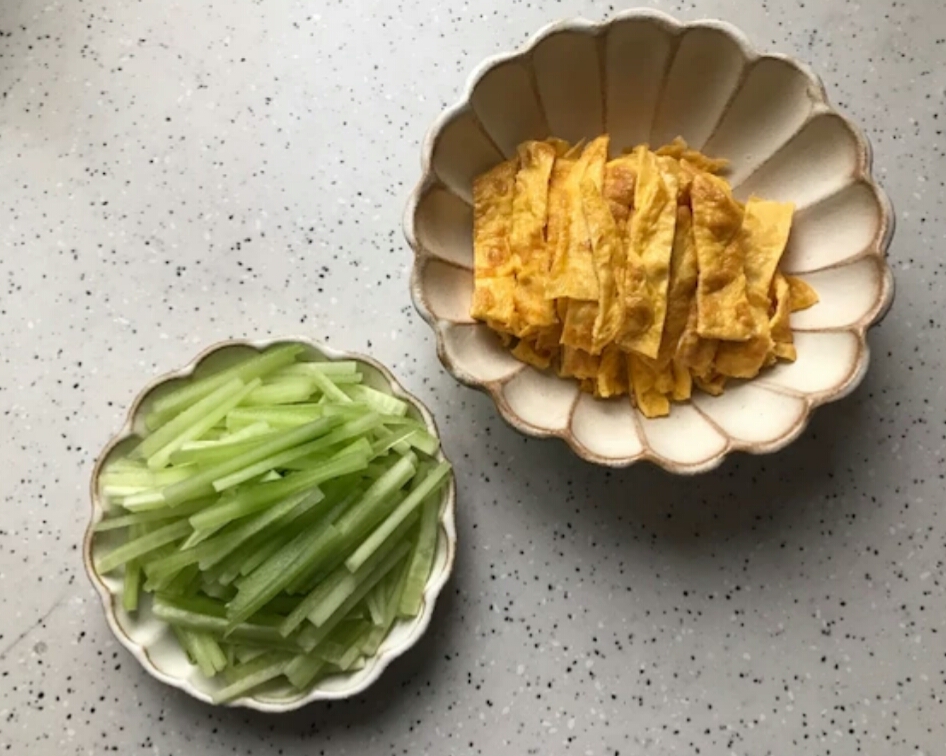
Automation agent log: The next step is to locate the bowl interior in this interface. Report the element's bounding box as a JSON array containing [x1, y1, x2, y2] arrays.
[[86, 339, 457, 709]]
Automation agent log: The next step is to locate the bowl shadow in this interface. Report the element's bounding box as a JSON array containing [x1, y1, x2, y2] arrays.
[[478, 375, 878, 564]]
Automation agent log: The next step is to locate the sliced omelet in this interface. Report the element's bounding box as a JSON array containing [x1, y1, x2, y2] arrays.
[[471, 159, 518, 329], [596, 345, 628, 398], [676, 299, 717, 378], [618, 149, 678, 358], [786, 275, 819, 312], [768, 272, 797, 363], [559, 137, 610, 353], [548, 136, 608, 303], [627, 353, 670, 418], [602, 154, 637, 229], [510, 140, 557, 336], [714, 197, 794, 378], [511, 335, 554, 370], [655, 136, 729, 175], [657, 205, 699, 365], [581, 169, 626, 354], [470, 134, 816, 418], [690, 171, 755, 342], [559, 345, 600, 381]]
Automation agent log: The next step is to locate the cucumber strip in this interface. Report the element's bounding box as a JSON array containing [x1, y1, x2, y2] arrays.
[[278, 511, 419, 636], [199, 633, 229, 673], [306, 369, 353, 404], [310, 372, 354, 404], [199, 579, 236, 601], [278, 361, 359, 377], [279, 456, 416, 591], [189, 469, 328, 532], [101, 485, 149, 498], [145, 344, 303, 429], [210, 439, 352, 494], [160, 562, 200, 597], [225, 524, 342, 628], [282, 435, 375, 472], [310, 513, 417, 629], [404, 429, 440, 456], [233, 645, 271, 665], [123, 560, 141, 612], [152, 596, 300, 649], [180, 421, 271, 450], [360, 625, 386, 658], [223, 450, 368, 508], [240, 377, 317, 407], [273, 370, 361, 386], [365, 580, 387, 626], [211, 652, 292, 703], [162, 416, 343, 506], [285, 653, 325, 690], [398, 493, 440, 618], [168, 431, 282, 467], [146, 379, 262, 470], [362, 555, 412, 656], [225, 405, 323, 431], [102, 457, 148, 473], [132, 378, 247, 461], [97, 520, 192, 573], [144, 489, 323, 587], [369, 428, 417, 459], [172, 626, 202, 671], [175, 628, 226, 677], [332, 453, 417, 540], [94, 497, 210, 532], [345, 462, 450, 573], [260, 596, 302, 615], [376, 415, 428, 429], [210, 415, 377, 492], [100, 465, 196, 489], [198, 489, 325, 570], [320, 402, 374, 419], [297, 543, 410, 653], [121, 490, 171, 511], [213, 488, 351, 587], [315, 620, 372, 665], [278, 490, 366, 595], [344, 385, 409, 417], [231, 531, 291, 580]]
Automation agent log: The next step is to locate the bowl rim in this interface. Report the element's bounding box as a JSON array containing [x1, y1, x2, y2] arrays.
[[83, 336, 458, 712], [403, 8, 896, 474]]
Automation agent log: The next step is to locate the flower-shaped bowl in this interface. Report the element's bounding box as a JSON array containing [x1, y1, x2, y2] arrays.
[[83, 338, 457, 710], [405, 10, 894, 473]]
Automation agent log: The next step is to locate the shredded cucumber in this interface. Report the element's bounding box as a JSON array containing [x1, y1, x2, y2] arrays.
[[94, 347, 451, 700]]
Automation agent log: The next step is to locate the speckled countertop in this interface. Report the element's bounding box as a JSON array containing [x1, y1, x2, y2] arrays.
[[1, 0, 943, 753]]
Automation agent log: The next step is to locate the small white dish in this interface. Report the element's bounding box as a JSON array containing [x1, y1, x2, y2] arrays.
[[404, 9, 894, 474], [83, 338, 457, 711]]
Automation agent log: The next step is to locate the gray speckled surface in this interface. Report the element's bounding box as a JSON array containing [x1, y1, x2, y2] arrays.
[[0, 0, 943, 753]]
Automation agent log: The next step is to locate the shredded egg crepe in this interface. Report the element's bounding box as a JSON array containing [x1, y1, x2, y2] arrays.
[[469, 135, 819, 418]]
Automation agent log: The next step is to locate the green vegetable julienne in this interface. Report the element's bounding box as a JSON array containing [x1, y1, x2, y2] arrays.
[[94, 347, 451, 700]]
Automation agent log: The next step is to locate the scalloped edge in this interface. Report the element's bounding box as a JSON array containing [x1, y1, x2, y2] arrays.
[[403, 9, 895, 474], [82, 337, 458, 711]]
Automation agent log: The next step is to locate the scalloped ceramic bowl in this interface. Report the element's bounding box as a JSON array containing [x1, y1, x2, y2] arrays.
[[405, 10, 894, 474], [83, 338, 457, 711]]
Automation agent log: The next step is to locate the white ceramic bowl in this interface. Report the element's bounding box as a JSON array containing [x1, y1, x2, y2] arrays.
[[405, 10, 894, 474], [83, 338, 457, 711]]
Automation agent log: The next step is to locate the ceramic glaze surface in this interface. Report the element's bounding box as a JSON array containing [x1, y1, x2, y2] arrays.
[[406, 11, 894, 472]]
